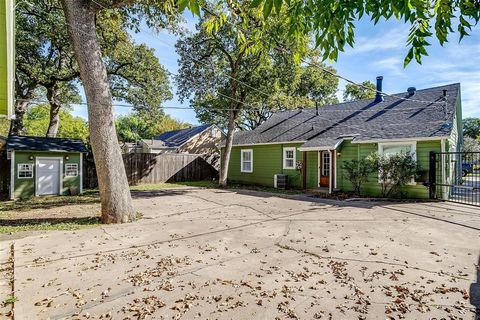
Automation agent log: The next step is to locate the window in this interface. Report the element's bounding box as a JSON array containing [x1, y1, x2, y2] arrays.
[[321, 151, 330, 176], [65, 163, 79, 177], [378, 141, 416, 184], [18, 163, 33, 179], [241, 149, 253, 173], [378, 142, 416, 160], [283, 147, 296, 169]]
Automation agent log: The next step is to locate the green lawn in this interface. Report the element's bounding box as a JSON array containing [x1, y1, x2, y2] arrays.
[[0, 217, 101, 234]]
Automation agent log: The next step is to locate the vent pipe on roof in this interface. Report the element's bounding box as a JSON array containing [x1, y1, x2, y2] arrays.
[[407, 87, 416, 96], [374, 76, 384, 103], [315, 101, 319, 116]]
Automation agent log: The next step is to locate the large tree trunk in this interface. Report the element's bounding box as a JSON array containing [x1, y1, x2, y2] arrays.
[[46, 84, 61, 138], [219, 109, 238, 187], [61, 0, 135, 223], [10, 99, 29, 136], [10, 85, 35, 136]]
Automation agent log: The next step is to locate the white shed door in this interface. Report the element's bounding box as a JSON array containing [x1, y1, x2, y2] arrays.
[[37, 159, 61, 195]]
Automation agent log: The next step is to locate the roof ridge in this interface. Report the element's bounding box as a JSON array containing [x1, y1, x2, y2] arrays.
[[9, 135, 84, 142]]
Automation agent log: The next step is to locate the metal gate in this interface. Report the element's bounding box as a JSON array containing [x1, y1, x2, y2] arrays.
[[429, 151, 480, 206]]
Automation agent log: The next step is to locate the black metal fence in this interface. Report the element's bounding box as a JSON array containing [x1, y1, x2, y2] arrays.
[[429, 151, 480, 206]]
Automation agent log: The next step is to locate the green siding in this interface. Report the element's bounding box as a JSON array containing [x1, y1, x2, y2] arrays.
[[12, 151, 82, 199], [337, 140, 442, 199], [0, 0, 13, 117], [225, 139, 442, 198], [225, 143, 318, 189]]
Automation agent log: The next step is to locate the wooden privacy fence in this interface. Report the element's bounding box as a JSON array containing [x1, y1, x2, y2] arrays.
[[83, 153, 218, 188]]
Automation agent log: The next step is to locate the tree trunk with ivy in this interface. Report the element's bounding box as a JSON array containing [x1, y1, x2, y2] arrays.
[[61, 0, 135, 223]]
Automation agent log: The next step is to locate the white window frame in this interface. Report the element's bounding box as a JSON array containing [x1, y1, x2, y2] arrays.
[[321, 151, 330, 176], [282, 147, 296, 170], [378, 141, 417, 184], [240, 149, 253, 173], [65, 163, 79, 177], [17, 163, 34, 179]]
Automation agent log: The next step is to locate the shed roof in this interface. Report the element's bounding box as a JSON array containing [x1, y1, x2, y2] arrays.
[[6, 136, 88, 153], [232, 83, 460, 148]]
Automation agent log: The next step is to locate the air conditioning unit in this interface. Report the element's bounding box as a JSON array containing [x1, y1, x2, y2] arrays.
[[274, 174, 288, 189]]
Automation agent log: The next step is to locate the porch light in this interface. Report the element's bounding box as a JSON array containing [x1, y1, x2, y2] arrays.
[[28, 155, 34, 160], [65, 155, 69, 161], [337, 152, 341, 157]]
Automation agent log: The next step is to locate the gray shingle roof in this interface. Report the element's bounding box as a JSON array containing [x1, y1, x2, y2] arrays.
[[6, 136, 88, 153], [154, 125, 212, 148], [232, 83, 460, 148]]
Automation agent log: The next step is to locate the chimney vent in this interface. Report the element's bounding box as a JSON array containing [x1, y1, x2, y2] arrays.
[[407, 87, 416, 96], [443, 89, 448, 98], [374, 76, 384, 103]]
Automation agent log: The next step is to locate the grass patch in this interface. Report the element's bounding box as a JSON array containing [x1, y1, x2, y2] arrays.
[[0, 190, 100, 214], [0, 217, 101, 234], [4, 296, 18, 304]]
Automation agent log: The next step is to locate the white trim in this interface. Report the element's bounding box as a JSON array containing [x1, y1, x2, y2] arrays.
[[282, 147, 296, 170], [298, 139, 344, 152], [6, 0, 14, 118], [65, 163, 79, 177], [10, 151, 14, 199], [35, 157, 63, 196], [377, 141, 417, 185], [333, 150, 337, 189], [240, 149, 253, 173], [353, 136, 448, 144], [17, 163, 34, 179], [329, 150, 333, 194], [378, 141, 417, 161], [223, 141, 305, 148], [80, 153, 83, 194]]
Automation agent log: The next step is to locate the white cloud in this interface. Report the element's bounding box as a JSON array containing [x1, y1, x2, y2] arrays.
[[344, 26, 407, 55], [371, 56, 406, 77]]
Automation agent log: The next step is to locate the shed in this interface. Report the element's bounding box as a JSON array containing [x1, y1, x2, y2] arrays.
[[6, 136, 88, 199]]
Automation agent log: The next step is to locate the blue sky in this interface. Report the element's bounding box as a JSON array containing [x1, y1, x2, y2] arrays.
[[72, 14, 480, 124]]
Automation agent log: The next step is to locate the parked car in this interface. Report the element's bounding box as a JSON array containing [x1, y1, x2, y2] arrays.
[[462, 162, 473, 176]]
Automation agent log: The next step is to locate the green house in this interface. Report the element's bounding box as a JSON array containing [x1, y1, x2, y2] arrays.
[[0, 0, 14, 117], [5, 136, 88, 199], [222, 81, 463, 199]]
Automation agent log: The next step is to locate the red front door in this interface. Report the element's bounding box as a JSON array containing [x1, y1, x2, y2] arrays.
[[319, 151, 330, 187]]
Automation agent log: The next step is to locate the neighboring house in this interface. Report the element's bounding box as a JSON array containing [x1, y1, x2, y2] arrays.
[[135, 125, 225, 168], [4, 136, 88, 199], [222, 79, 463, 199], [120, 142, 143, 154], [0, 0, 14, 118]]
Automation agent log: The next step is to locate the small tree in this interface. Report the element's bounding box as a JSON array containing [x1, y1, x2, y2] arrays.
[[342, 158, 376, 195], [370, 152, 418, 198]]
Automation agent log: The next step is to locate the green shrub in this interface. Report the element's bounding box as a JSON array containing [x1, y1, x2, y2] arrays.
[[342, 158, 376, 195], [369, 152, 418, 198]]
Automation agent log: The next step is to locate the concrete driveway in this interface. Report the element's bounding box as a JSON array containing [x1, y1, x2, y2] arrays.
[[5, 188, 480, 319]]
